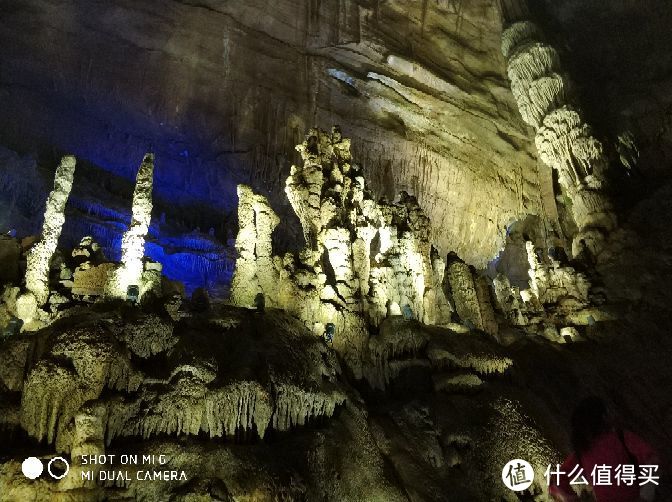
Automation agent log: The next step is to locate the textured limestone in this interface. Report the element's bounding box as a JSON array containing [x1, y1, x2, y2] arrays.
[[14, 293, 38, 324], [23, 155, 76, 308], [231, 128, 454, 374], [444, 253, 498, 335], [229, 185, 281, 307], [474, 276, 498, 337], [20, 321, 143, 451], [12, 308, 345, 453], [117, 314, 176, 358], [502, 21, 617, 257], [0, 0, 545, 268], [526, 241, 589, 307], [107, 153, 154, 299], [426, 333, 513, 376], [365, 317, 430, 390], [490, 240, 597, 338], [445, 254, 482, 329], [60, 403, 106, 491], [71, 262, 115, 297]]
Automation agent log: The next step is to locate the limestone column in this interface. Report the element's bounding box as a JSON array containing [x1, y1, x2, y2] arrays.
[[24, 155, 77, 307], [285, 129, 326, 249], [445, 253, 483, 331], [230, 185, 280, 307], [109, 153, 154, 298], [501, 20, 617, 259]]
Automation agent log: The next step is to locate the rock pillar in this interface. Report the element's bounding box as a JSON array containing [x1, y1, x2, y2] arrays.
[[24, 155, 77, 308], [109, 153, 154, 298], [502, 20, 617, 259], [230, 184, 280, 307]]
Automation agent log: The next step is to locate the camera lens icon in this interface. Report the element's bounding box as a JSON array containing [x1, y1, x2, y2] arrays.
[[21, 456, 70, 480], [48, 457, 70, 480]]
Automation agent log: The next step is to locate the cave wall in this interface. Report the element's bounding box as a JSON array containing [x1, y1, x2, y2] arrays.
[[0, 0, 548, 269], [2, 0, 670, 282]]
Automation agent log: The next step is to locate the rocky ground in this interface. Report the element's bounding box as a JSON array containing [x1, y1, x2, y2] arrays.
[[1, 266, 671, 501]]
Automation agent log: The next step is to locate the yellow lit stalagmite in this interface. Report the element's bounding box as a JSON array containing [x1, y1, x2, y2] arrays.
[[230, 127, 453, 376]]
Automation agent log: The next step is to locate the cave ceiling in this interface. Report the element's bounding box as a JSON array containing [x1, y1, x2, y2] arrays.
[[0, 0, 671, 269]]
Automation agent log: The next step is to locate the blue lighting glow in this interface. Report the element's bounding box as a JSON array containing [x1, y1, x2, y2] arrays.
[[62, 196, 234, 296]]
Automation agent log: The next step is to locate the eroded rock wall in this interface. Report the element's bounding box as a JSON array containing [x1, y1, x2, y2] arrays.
[[0, 0, 546, 267]]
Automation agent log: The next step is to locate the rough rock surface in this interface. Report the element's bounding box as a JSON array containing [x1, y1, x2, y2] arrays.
[[23, 155, 76, 307], [1, 274, 672, 500], [0, 0, 549, 268], [501, 18, 617, 257], [107, 153, 155, 298], [1, 1, 672, 500], [1, 305, 344, 451], [231, 128, 454, 375]]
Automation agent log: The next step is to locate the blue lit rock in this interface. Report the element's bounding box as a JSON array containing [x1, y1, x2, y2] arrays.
[[107, 153, 155, 300]]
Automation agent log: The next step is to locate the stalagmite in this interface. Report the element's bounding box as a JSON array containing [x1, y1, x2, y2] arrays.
[[445, 253, 484, 331], [231, 127, 454, 374], [23, 156, 76, 311], [230, 185, 280, 307], [525, 241, 589, 307], [474, 276, 498, 336], [502, 20, 617, 259], [107, 153, 154, 298]]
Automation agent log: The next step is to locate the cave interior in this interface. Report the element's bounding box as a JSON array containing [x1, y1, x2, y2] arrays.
[[1, 0, 672, 500]]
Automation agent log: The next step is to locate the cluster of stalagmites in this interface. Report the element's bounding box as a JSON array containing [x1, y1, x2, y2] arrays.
[[230, 127, 477, 375], [490, 240, 607, 342], [502, 21, 617, 259], [0, 153, 165, 333], [0, 309, 345, 455]]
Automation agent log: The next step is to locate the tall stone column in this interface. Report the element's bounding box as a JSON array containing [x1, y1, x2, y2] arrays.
[[23, 155, 77, 308], [230, 184, 280, 307], [108, 153, 154, 298], [501, 20, 617, 259]]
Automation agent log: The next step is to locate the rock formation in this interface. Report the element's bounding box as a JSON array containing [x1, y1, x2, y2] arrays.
[[502, 20, 617, 259], [525, 241, 589, 309], [5, 307, 345, 452], [445, 253, 498, 336], [230, 128, 454, 375], [107, 153, 155, 299], [490, 239, 610, 343], [229, 185, 280, 308], [22, 155, 76, 312]]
